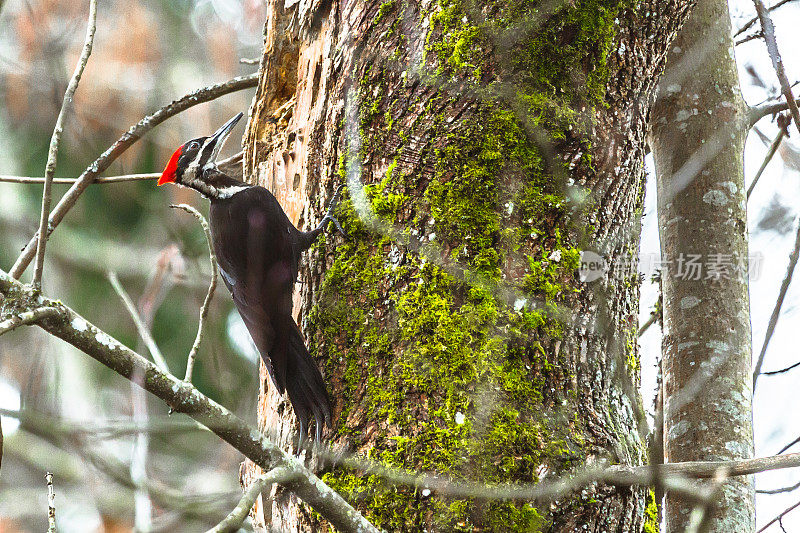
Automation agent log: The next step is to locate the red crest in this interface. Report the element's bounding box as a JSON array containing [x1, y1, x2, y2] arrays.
[[158, 146, 183, 186]]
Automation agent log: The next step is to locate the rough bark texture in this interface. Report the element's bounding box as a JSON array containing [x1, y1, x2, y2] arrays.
[[241, 0, 694, 530], [651, 0, 755, 530]]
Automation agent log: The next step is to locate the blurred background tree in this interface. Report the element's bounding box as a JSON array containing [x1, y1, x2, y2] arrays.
[[0, 1, 268, 530]]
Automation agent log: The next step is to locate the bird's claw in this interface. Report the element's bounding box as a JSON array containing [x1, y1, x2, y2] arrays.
[[322, 184, 348, 238], [322, 214, 348, 238]]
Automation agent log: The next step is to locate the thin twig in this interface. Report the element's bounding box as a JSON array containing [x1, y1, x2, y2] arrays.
[[735, 0, 796, 37], [736, 31, 763, 46], [758, 498, 800, 532], [752, 216, 800, 389], [0, 173, 159, 184], [752, 81, 800, 109], [0, 407, 206, 439], [46, 472, 56, 532], [762, 359, 800, 376], [778, 435, 800, 455], [638, 310, 658, 336], [208, 466, 294, 533], [747, 128, 786, 198], [33, 0, 97, 289], [0, 154, 243, 185], [753, 0, 800, 136], [638, 294, 661, 337], [8, 407, 228, 521], [0, 307, 60, 336], [169, 205, 218, 383], [758, 479, 800, 494], [9, 73, 258, 280], [107, 271, 170, 374]]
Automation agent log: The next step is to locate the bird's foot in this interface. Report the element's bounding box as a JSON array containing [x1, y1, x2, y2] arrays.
[[320, 213, 347, 238], [320, 184, 348, 238]]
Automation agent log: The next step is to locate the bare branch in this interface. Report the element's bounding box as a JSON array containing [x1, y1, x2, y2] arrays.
[[0, 307, 60, 336], [752, 217, 800, 388], [736, 31, 763, 46], [169, 204, 219, 383], [33, 0, 97, 289], [208, 466, 294, 533], [9, 74, 258, 280], [107, 271, 170, 374], [758, 479, 800, 494], [0, 173, 159, 184], [777, 435, 800, 455], [329, 446, 800, 504], [0, 269, 380, 533], [734, 0, 796, 37], [46, 472, 56, 533], [747, 127, 786, 198], [749, 98, 800, 126], [647, 453, 800, 479], [8, 407, 227, 521], [0, 155, 242, 185], [638, 294, 661, 337], [758, 498, 800, 532], [762, 359, 800, 376], [0, 407, 206, 440], [9, 262, 800, 521], [753, 0, 800, 136]]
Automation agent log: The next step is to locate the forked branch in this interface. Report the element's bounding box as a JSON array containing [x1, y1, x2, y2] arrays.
[[169, 204, 219, 383], [33, 0, 97, 289]]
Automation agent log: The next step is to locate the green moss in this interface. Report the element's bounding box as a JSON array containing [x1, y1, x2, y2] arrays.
[[313, 182, 580, 529], [643, 489, 659, 533], [374, 0, 397, 25], [486, 502, 546, 532], [427, 0, 625, 106], [426, 108, 540, 278], [428, 1, 483, 77]]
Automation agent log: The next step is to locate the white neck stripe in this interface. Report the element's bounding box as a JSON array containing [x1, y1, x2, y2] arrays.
[[183, 179, 250, 200], [215, 185, 250, 199]]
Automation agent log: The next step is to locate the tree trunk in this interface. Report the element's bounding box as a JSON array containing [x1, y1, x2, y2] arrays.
[[651, 0, 755, 530], [241, 0, 694, 530]]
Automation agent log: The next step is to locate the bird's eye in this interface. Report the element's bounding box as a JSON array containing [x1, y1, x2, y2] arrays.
[[188, 141, 199, 150]]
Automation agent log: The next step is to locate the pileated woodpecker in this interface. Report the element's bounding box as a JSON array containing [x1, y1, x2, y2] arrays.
[[158, 112, 344, 441]]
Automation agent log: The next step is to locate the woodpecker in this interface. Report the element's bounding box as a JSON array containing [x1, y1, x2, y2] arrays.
[[158, 112, 345, 441]]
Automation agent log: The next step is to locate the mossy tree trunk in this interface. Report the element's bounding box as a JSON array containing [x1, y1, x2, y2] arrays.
[[652, 0, 755, 530], [240, 0, 694, 530]]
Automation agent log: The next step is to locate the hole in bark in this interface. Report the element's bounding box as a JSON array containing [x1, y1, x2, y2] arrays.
[[293, 173, 301, 190], [311, 62, 322, 103]]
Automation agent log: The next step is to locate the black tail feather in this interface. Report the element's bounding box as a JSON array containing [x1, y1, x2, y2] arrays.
[[272, 314, 332, 441]]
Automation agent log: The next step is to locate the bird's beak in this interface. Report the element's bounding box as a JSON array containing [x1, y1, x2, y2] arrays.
[[209, 112, 244, 163]]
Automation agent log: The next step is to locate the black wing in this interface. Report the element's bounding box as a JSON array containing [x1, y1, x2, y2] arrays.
[[209, 187, 331, 436]]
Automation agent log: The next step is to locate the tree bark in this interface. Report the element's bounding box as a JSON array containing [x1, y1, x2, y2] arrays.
[[651, 0, 755, 530], [242, 0, 694, 530]]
